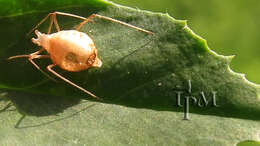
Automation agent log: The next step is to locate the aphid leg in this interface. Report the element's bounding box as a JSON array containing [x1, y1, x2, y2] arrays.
[[27, 12, 61, 36], [27, 13, 52, 36], [50, 12, 153, 34], [93, 14, 154, 34], [28, 55, 57, 82], [8, 49, 57, 82], [51, 13, 61, 32], [47, 13, 60, 33], [47, 14, 54, 34], [47, 64, 101, 100], [52, 11, 87, 20], [28, 11, 153, 36], [8, 48, 44, 60], [75, 14, 95, 31]]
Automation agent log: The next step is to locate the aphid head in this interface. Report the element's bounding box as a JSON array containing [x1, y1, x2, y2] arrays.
[[31, 30, 47, 47], [86, 51, 102, 68]]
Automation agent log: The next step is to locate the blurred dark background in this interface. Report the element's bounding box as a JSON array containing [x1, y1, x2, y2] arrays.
[[112, 0, 260, 84]]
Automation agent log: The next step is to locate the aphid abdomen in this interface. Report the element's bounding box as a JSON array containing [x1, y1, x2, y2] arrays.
[[48, 30, 96, 72]]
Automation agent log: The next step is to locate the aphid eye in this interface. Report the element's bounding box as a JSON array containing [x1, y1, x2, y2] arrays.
[[87, 53, 96, 65]]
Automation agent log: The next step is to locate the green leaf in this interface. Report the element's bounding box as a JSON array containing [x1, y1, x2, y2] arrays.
[[0, 0, 260, 145], [237, 140, 260, 146]]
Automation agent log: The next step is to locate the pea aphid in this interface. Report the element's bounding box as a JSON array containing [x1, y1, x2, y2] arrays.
[[8, 12, 153, 99]]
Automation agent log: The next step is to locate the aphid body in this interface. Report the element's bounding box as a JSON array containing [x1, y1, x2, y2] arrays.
[[32, 30, 102, 72], [8, 12, 153, 99]]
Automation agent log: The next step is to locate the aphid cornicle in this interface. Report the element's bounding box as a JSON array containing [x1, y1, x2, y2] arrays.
[[8, 12, 153, 100]]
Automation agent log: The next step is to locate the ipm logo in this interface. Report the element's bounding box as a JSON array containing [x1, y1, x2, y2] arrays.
[[175, 80, 219, 120]]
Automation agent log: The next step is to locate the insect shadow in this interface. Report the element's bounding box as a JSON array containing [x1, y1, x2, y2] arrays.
[[0, 89, 96, 128], [14, 103, 96, 129]]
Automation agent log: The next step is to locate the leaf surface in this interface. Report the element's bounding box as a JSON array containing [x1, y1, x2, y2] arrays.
[[0, 0, 260, 145]]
